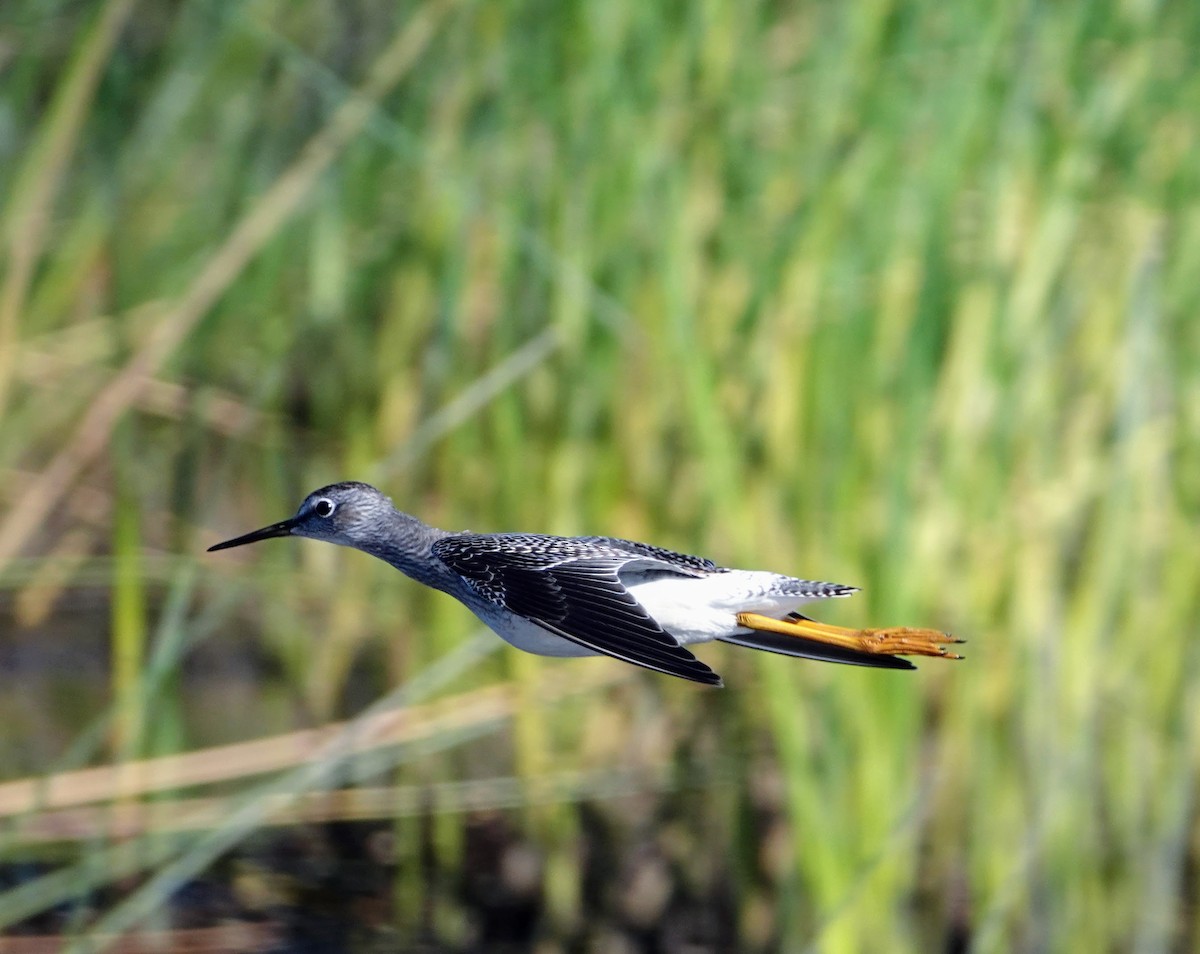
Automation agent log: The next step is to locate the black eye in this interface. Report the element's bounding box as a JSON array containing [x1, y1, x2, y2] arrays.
[[314, 498, 335, 518]]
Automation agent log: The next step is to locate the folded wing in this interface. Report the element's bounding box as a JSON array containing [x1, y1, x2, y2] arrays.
[[435, 537, 723, 686]]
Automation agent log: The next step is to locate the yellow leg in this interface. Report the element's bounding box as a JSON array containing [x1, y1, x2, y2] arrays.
[[735, 612, 964, 659]]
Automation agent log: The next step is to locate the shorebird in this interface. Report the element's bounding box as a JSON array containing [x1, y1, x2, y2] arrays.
[[208, 482, 961, 687]]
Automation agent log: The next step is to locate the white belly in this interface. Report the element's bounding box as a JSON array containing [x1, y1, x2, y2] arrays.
[[475, 606, 599, 657], [627, 571, 818, 646]]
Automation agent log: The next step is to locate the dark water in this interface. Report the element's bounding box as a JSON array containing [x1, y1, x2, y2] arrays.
[[0, 595, 758, 952], [0, 590, 291, 777]]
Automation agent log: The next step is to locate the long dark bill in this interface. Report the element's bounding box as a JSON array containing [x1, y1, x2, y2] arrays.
[[207, 518, 299, 552]]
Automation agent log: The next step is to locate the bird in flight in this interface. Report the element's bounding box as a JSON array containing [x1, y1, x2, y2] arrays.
[[208, 482, 961, 687]]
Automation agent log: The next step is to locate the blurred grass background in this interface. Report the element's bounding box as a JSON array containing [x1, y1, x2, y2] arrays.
[[0, 0, 1198, 950]]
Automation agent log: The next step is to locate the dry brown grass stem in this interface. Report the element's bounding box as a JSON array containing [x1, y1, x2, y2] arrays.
[[0, 0, 138, 416], [0, 922, 280, 954], [0, 0, 454, 569], [10, 765, 670, 845], [0, 666, 626, 819]]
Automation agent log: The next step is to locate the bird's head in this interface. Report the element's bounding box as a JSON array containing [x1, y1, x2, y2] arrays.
[[207, 482, 396, 552]]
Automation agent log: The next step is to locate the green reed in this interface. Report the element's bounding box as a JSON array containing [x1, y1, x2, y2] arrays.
[[1, 0, 1197, 949]]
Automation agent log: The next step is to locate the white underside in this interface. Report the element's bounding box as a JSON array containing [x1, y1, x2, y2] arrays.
[[484, 614, 599, 656], [477, 570, 828, 658], [628, 570, 820, 645]]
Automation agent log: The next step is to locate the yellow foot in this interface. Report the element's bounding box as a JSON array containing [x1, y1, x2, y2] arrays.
[[735, 612, 965, 659]]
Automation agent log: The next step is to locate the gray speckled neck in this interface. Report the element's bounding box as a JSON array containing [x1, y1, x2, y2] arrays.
[[349, 510, 458, 592]]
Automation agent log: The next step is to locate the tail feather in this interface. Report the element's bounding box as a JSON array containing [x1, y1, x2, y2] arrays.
[[719, 628, 916, 670], [774, 581, 858, 599]]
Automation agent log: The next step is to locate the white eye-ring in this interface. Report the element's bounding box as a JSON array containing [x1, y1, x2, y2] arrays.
[[313, 498, 335, 518]]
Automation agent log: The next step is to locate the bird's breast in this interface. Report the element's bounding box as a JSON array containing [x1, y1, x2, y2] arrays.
[[469, 603, 599, 657]]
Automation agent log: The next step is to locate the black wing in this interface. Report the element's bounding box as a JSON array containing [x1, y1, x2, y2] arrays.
[[574, 536, 722, 574], [434, 537, 722, 686]]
